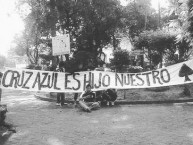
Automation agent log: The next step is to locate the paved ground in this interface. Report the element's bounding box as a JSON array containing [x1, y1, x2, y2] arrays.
[[1, 90, 193, 145]]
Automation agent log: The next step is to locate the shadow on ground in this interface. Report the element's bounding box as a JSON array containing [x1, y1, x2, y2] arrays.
[[0, 131, 13, 145]]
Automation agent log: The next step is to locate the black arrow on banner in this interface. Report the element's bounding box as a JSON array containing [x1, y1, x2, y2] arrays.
[[179, 64, 193, 82]]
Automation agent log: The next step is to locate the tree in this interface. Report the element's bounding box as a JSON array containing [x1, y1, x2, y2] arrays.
[[110, 49, 130, 71], [14, 0, 124, 69], [134, 29, 178, 67], [14, 0, 53, 64], [70, 0, 123, 53], [122, 0, 159, 39], [186, 0, 193, 45]]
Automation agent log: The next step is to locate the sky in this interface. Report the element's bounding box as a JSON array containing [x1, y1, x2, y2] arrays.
[[151, 0, 169, 11], [0, 0, 169, 57], [120, 0, 169, 10], [0, 0, 24, 57]]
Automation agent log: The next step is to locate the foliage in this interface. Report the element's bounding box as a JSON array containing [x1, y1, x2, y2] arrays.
[[76, 0, 123, 52], [134, 29, 178, 66], [122, 0, 159, 39], [186, 0, 193, 45], [13, 0, 162, 68], [13, 0, 53, 64], [153, 0, 193, 65], [110, 49, 130, 71], [14, 0, 124, 66], [161, 0, 188, 26], [165, 38, 191, 66], [13, 0, 193, 71], [55, 51, 97, 73], [163, 0, 191, 47]]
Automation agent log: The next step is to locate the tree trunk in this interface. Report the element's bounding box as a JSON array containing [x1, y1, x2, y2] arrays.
[[140, 55, 144, 67], [26, 37, 34, 64], [144, 9, 147, 30], [160, 52, 163, 68], [148, 48, 152, 69], [35, 48, 39, 65], [158, 0, 161, 28], [0, 88, 2, 103], [113, 35, 117, 50], [124, 90, 126, 99], [26, 47, 34, 64]]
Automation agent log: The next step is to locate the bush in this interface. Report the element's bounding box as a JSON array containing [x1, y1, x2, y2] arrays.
[[110, 49, 130, 72]]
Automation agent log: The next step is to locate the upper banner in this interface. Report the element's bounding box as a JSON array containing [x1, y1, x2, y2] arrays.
[[1, 59, 193, 92], [52, 34, 70, 56]]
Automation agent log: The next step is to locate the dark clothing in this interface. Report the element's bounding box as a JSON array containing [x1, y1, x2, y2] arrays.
[[74, 93, 79, 101], [0, 72, 3, 102], [0, 72, 2, 84], [95, 91, 103, 102], [81, 91, 95, 102], [101, 89, 117, 102], [57, 93, 65, 105], [56, 64, 65, 105]]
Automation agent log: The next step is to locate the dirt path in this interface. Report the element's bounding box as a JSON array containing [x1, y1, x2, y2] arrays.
[[2, 90, 193, 145]]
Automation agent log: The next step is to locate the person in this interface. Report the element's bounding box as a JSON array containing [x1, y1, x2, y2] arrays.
[[56, 93, 65, 106], [74, 93, 79, 106], [56, 61, 65, 106], [78, 84, 100, 112], [101, 89, 117, 106], [0, 72, 2, 102]]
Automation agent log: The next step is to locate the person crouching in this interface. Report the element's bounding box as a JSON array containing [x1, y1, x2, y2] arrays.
[[101, 89, 117, 106], [78, 84, 100, 112]]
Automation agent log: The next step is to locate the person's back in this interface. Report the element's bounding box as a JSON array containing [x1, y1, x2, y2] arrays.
[[106, 89, 117, 102], [101, 89, 117, 106]]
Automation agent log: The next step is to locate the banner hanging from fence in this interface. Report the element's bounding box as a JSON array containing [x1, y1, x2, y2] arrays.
[[1, 60, 193, 92]]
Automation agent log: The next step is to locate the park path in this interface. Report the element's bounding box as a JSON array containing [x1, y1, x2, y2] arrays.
[[1, 90, 193, 145]]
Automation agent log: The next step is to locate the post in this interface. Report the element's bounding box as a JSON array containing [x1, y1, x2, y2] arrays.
[[124, 90, 126, 99], [0, 88, 2, 103]]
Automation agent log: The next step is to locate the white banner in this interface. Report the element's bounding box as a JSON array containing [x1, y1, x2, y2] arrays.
[[1, 60, 193, 92], [52, 34, 70, 56]]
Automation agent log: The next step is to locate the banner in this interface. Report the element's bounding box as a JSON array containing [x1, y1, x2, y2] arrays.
[[1, 60, 193, 92]]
